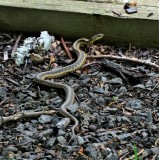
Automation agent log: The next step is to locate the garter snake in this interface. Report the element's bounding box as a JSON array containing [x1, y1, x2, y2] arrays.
[[34, 34, 104, 140]]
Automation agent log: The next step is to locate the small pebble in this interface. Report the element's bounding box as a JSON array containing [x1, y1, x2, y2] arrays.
[[38, 115, 52, 124], [57, 136, 67, 144]]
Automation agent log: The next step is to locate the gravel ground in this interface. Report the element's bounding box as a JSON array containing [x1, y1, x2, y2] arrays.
[[0, 33, 159, 160]]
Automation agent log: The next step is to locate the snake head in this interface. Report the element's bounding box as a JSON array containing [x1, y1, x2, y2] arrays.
[[89, 34, 104, 45]]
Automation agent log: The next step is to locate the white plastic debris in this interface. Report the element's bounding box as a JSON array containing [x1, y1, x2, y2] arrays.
[[11, 46, 29, 66], [11, 31, 55, 66], [23, 37, 36, 50], [35, 31, 54, 51]]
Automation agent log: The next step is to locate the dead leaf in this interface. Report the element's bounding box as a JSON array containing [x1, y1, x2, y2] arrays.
[[95, 50, 101, 56], [51, 40, 61, 49], [30, 53, 44, 64]]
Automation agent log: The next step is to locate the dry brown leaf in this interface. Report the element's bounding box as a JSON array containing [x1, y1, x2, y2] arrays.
[[30, 53, 44, 64], [78, 147, 84, 154], [95, 50, 101, 56], [49, 53, 55, 66], [51, 40, 61, 49]]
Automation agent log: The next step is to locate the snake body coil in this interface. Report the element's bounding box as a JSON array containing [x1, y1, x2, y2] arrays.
[[34, 34, 104, 139]]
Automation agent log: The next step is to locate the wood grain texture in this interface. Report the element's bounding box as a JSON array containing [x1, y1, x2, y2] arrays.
[[0, 0, 158, 47]]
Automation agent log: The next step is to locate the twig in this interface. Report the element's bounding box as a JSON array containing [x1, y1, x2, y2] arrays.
[[106, 123, 131, 131], [119, 152, 129, 160], [0, 110, 57, 126], [87, 55, 159, 70], [0, 97, 8, 106], [152, 154, 158, 160], [147, 81, 159, 95], [96, 123, 131, 137], [6, 78, 20, 86], [125, 149, 144, 160], [61, 37, 72, 59], [82, 61, 100, 68], [112, 10, 122, 17], [11, 33, 23, 54]]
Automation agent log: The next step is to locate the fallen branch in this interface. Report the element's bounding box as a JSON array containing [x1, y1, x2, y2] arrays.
[[81, 59, 142, 84], [0, 110, 57, 126], [61, 37, 72, 59], [100, 59, 142, 84], [87, 55, 159, 70]]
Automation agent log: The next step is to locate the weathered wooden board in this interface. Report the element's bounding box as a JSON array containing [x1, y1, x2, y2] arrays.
[[0, 0, 158, 47]]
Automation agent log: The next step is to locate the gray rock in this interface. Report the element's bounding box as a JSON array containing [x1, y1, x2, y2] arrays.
[[137, 66, 147, 73], [16, 92, 27, 101], [79, 74, 89, 80], [53, 99, 63, 105], [38, 115, 52, 124], [88, 92, 96, 98], [85, 145, 98, 159], [106, 153, 118, 160], [108, 78, 123, 85], [91, 71, 99, 76], [107, 117, 116, 128], [117, 86, 127, 94], [92, 142, 106, 148], [98, 97, 105, 103], [78, 94, 83, 99], [117, 133, 131, 140], [101, 148, 111, 158], [103, 107, 118, 113], [45, 155, 53, 159], [89, 132, 96, 137], [22, 130, 33, 137], [150, 147, 159, 154], [57, 136, 66, 144], [97, 72, 104, 78], [41, 91, 49, 96], [58, 129, 66, 136], [22, 96, 34, 103], [89, 124, 97, 131], [0, 87, 8, 99], [52, 96, 61, 101], [133, 84, 145, 89], [93, 86, 105, 94], [104, 84, 109, 92], [151, 93, 159, 98], [147, 73, 159, 77], [145, 80, 153, 88], [16, 123, 25, 132], [50, 115, 59, 124], [39, 129, 53, 137], [71, 83, 80, 91], [126, 99, 142, 110], [78, 88, 88, 94], [77, 136, 85, 145], [46, 137, 56, 147], [6, 145, 18, 152], [67, 102, 78, 113], [131, 115, 142, 122], [81, 78, 90, 85], [146, 111, 153, 123], [101, 76, 107, 83]]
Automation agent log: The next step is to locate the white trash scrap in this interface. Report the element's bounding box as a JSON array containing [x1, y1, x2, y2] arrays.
[[11, 31, 55, 66]]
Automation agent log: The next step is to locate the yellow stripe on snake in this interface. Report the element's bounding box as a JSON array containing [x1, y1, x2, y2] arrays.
[[34, 34, 104, 140]]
